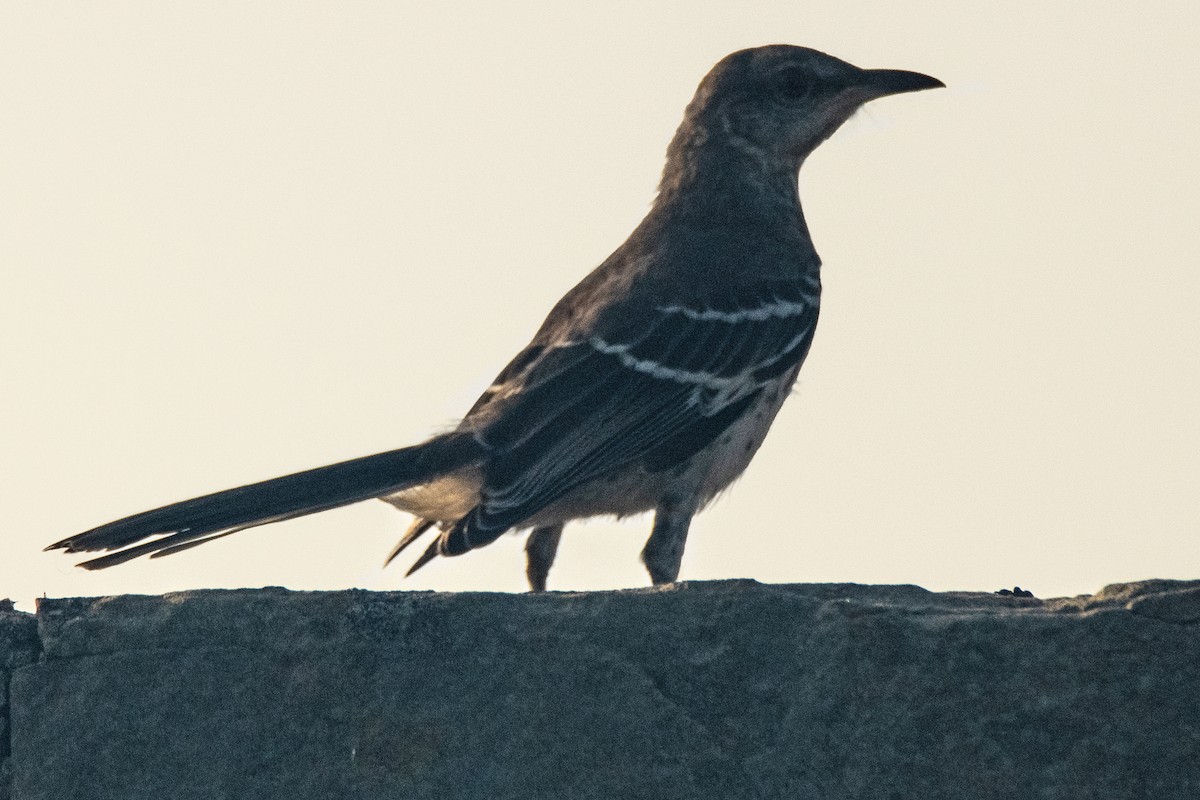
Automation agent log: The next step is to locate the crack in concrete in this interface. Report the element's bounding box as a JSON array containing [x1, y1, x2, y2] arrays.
[[620, 655, 766, 800]]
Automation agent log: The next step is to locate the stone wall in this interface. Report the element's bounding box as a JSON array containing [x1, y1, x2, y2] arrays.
[[4, 580, 1200, 799]]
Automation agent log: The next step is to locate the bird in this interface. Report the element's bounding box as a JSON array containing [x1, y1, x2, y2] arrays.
[[47, 45, 942, 591]]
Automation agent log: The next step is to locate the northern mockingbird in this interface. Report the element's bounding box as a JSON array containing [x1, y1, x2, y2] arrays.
[[48, 45, 942, 590]]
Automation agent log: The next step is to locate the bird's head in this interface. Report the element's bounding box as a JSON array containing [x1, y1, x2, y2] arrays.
[[667, 45, 942, 174]]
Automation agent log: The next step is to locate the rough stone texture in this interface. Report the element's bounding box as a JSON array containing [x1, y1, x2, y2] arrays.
[[0, 601, 39, 800], [6, 580, 1200, 799]]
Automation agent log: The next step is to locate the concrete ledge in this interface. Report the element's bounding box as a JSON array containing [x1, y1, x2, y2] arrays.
[[0, 602, 39, 800], [4, 580, 1200, 799]]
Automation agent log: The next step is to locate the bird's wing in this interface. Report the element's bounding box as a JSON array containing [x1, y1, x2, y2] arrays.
[[445, 276, 819, 555]]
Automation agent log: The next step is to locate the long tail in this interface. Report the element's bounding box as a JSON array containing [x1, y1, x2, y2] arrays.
[[46, 432, 484, 569]]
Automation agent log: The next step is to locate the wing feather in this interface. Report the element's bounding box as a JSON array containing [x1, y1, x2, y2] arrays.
[[441, 278, 820, 553]]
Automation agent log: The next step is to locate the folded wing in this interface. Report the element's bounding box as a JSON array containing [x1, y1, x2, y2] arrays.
[[441, 278, 820, 556]]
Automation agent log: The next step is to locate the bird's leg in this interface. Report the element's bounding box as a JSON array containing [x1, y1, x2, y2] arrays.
[[524, 524, 564, 592], [641, 495, 698, 585]]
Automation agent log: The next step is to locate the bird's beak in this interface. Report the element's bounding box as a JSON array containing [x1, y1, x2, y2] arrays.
[[858, 68, 945, 98]]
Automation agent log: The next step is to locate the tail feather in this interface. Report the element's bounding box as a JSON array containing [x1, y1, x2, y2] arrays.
[[383, 517, 436, 567], [47, 432, 484, 569]]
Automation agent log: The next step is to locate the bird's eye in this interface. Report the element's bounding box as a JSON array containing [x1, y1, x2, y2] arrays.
[[771, 66, 816, 105]]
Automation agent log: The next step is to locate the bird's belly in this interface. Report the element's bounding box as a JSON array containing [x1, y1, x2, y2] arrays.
[[693, 366, 801, 504], [523, 469, 668, 527]]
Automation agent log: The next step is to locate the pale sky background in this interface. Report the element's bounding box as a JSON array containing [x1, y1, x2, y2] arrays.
[[3, 3, 1198, 611]]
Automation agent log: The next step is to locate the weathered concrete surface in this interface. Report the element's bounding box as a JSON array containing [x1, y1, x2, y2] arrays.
[[6, 580, 1200, 800], [0, 601, 39, 800]]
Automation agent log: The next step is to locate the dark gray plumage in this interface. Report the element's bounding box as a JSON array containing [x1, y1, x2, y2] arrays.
[[48, 45, 942, 589]]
